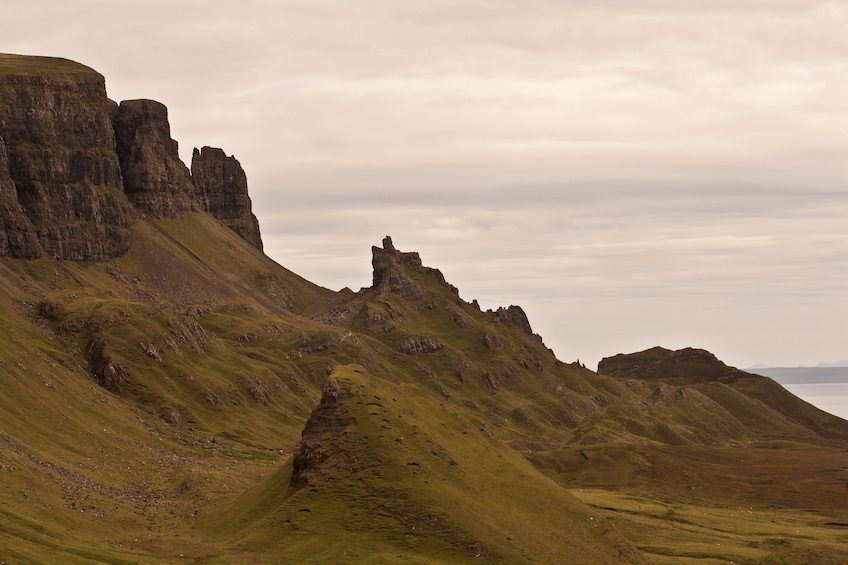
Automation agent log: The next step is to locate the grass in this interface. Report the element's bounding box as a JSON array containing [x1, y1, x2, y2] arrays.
[[0, 53, 98, 78], [200, 364, 642, 564], [2, 211, 848, 562], [570, 488, 848, 564]]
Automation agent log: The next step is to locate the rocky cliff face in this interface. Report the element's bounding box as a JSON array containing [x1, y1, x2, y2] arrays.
[[0, 134, 42, 257], [191, 146, 263, 250], [113, 99, 203, 219], [0, 56, 134, 260], [371, 235, 457, 296], [0, 54, 263, 259]]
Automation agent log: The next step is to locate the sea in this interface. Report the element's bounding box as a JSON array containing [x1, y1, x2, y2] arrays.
[[746, 367, 848, 421], [782, 383, 848, 421]]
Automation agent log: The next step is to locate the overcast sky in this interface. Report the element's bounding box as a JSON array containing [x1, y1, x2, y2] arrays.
[[6, 0, 847, 370]]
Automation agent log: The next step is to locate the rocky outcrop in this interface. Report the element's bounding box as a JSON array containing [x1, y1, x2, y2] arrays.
[[191, 146, 262, 250], [493, 305, 535, 337], [371, 236, 458, 296], [371, 236, 420, 295], [290, 376, 360, 490], [113, 105, 264, 246], [598, 346, 746, 385], [398, 336, 444, 355], [0, 56, 135, 260], [113, 99, 201, 219], [87, 336, 129, 393], [0, 54, 265, 258]]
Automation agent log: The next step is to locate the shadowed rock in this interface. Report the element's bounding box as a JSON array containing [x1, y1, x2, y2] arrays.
[[0, 134, 42, 257], [290, 376, 360, 490], [113, 99, 201, 219], [0, 56, 134, 259], [371, 235, 458, 296], [191, 146, 263, 250]]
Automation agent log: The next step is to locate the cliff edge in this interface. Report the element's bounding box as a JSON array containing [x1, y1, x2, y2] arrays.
[[0, 53, 263, 260]]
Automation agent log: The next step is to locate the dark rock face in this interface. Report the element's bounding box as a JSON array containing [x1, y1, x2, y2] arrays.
[[372, 236, 421, 295], [113, 99, 200, 219], [494, 305, 534, 337], [598, 346, 745, 385], [0, 66, 135, 259], [0, 54, 264, 258], [0, 135, 17, 201], [87, 336, 129, 393], [191, 146, 262, 250], [290, 377, 359, 490], [0, 134, 42, 257], [371, 235, 458, 296]]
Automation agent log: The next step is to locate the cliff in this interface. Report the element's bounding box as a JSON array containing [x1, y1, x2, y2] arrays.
[[6, 52, 848, 565], [112, 98, 201, 219], [0, 55, 134, 260], [191, 146, 263, 250], [0, 53, 263, 259], [0, 134, 42, 257]]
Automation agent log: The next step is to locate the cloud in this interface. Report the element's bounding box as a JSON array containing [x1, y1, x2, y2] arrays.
[[5, 0, 848, 368]]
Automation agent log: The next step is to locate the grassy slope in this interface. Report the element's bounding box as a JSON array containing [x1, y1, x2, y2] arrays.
[[571, 488, 848, 565], [0, 214, 641, 562], [2, 212, 848, 563], [0, 214, 340, 563], [205, 365, 641, 564], [0, 53, 99, 77]]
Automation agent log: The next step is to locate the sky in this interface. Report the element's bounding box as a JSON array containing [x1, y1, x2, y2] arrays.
[[5, 0, 847, 370]]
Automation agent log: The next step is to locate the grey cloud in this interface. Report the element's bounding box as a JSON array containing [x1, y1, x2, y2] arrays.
[[5, 0, 848, 370]]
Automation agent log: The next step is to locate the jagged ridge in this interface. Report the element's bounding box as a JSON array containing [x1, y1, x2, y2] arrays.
[[0, 53, 263, 260]]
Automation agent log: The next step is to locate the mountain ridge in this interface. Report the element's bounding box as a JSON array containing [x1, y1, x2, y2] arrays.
[[2, 53, 848, 564], [0, 53, 262, 262]]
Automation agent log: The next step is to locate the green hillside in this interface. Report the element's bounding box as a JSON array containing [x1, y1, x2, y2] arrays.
[[0, 215, 640, 563], [2, 214, 848, 563]]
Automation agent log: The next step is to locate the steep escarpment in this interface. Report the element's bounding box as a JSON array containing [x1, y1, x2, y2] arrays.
[[0, 134, 41, 257], [0, 55, 134, 260], [0, 53, 263, 259], [112, 98, 201, 219], [191, 146, 262, 250]]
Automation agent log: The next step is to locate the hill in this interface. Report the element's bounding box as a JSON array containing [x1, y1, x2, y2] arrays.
[[2, 53, 848, 564]]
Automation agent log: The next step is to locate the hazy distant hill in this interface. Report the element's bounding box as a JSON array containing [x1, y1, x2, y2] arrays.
[[748, 366, 848, 384], [818, 360, 848, 368]]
